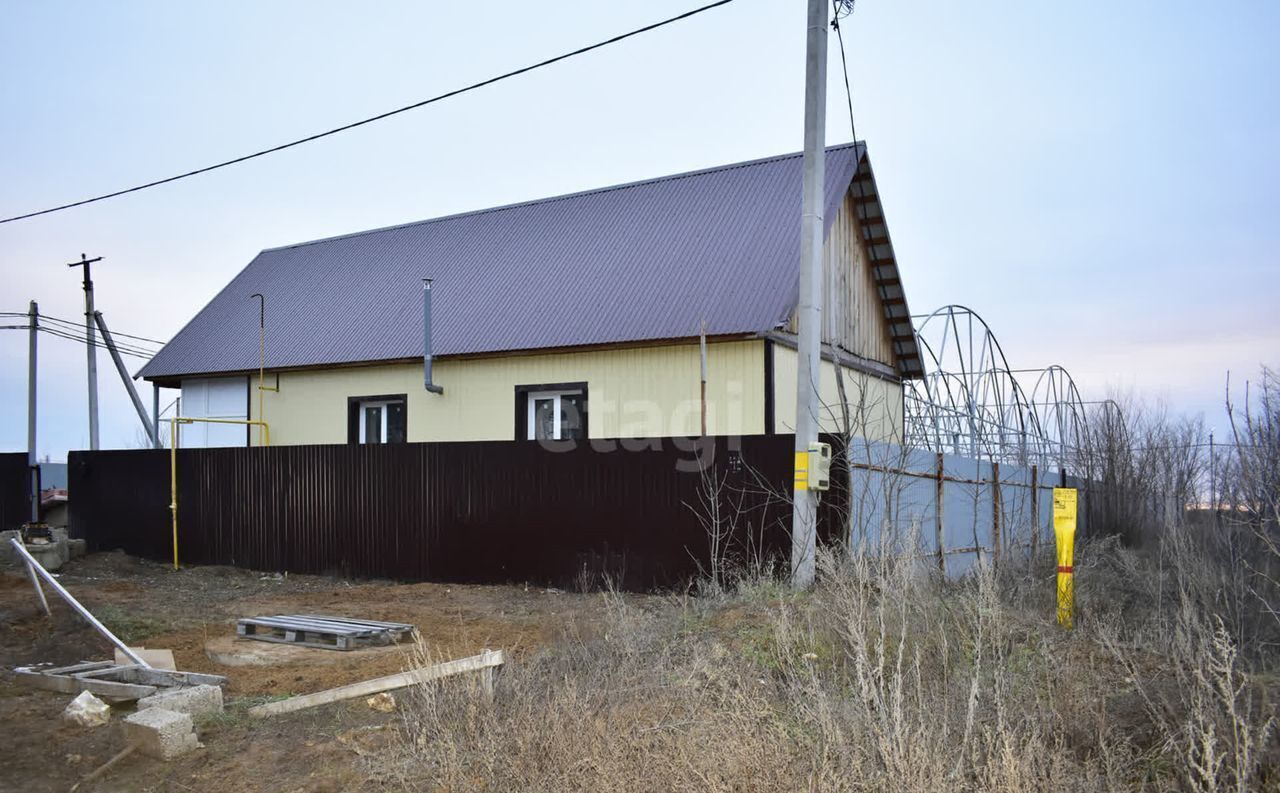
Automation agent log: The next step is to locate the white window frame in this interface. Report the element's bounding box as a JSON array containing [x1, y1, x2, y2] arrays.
[[526, 389, 583, 441], [357, 399, 398, 444]]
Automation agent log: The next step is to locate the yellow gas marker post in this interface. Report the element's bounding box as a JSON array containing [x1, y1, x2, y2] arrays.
[[1052, 487, 1078, 629]]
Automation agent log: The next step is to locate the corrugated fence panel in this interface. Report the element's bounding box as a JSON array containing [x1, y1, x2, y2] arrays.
[[69, 435, 845, 590], [1, 452, 30, 533]]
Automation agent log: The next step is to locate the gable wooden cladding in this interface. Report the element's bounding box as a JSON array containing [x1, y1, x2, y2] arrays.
[[787, 187, 898, 367]]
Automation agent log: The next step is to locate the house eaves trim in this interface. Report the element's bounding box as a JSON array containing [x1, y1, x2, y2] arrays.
[[762, 331, 902, 385], [850, 155, 924, 379], [143, 332, 762, 388]]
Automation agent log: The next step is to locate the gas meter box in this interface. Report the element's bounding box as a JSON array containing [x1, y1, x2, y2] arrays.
[[807, 442, 831, 491]]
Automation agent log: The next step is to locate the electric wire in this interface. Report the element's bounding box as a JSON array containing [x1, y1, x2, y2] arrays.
[[39, 316, 164, 346], [2, 325, 161, 356], [36, 326, 156, 358], [0, 311, 165, 346], [831, 1, 858, 142], [1, 319, 160, 358], [0, 0, 738, 225]]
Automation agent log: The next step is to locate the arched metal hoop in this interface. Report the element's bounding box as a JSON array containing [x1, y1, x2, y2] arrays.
[[905, 305, 1089, 474]]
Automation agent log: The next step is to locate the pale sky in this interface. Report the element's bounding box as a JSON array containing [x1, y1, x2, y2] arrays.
[[1, 1, 1276, 459]]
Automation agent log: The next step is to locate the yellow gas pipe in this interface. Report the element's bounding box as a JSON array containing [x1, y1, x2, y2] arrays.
[[169, 417, 269, 570]]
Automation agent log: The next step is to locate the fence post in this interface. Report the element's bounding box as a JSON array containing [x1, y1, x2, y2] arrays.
[[991, 462, 1001, 567], [935, 452, 945, 574], [1030, 464, 1039, 558]]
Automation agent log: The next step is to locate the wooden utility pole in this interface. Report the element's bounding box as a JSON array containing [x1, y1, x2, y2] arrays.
[[67, 254, 103, 450], [791, 0, 828, 590]]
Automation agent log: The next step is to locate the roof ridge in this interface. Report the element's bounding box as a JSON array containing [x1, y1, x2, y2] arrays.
[[263, 141, 863, 253]]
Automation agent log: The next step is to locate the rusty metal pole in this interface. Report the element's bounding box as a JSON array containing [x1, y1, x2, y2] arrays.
[[935, 452, 945, 573], [992, 461, 1002, 567], [1030, 464, 1040, 558]]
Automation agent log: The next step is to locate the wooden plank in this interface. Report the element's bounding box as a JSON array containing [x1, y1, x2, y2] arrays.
[[114, 668, 228, 688], [293, 615, 414, 631], [242, 616, 362, 631], [249, 649, 504, 719], [75, 664, 145, 680], [43, 661, 116, 676], [235, 633, 354, 651], [241, 616, 375, 636], [272, 616, 377, 631], [12, 669, 156, 700]]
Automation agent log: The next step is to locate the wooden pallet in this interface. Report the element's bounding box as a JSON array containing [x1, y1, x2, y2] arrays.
[[13, 661, 227, 702], [236, 614, 416, 651]]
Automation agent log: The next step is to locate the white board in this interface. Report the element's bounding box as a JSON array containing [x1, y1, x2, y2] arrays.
[[179, 377, 249, 447]]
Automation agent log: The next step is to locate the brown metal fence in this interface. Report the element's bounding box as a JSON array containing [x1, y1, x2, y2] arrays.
[[1, 452, 30, 533], [68, 435, 845, 589]]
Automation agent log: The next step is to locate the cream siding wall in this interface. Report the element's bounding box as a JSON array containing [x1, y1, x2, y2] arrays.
[[247, 340, 766, 446], [771, 344, 904, 443]]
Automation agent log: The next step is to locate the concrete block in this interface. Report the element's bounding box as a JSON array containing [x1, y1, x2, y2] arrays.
[[24, 542, 63, 572], [124, 707, 198, 760], [68, 538, 87, 559], [114, 647, 177, 671], [137, 685, 223, 717]]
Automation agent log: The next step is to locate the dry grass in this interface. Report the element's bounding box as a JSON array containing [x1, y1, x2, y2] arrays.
[[376, 531, 1279, 792]]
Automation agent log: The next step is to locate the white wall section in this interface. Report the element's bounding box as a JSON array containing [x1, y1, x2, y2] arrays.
[[179, 377, 249, 447]]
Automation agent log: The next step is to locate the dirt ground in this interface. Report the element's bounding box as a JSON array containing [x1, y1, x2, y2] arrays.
[[0, 551, 624, 793]]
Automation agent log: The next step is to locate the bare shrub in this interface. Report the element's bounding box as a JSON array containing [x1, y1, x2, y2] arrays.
[[376, 368, 1280, 791], [376, 532, 1280, 792]]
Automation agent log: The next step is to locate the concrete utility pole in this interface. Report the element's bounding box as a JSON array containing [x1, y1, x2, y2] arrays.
[[27, 301, 39, 523], [94, 311, 157, 447], [68, 253, 103, 450], [791, 0, 828, 590]]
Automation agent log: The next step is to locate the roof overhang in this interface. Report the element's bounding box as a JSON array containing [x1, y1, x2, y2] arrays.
[[142, 332, 763, 388], [849, 153, 924, 379], [763, 330, 901, 384]]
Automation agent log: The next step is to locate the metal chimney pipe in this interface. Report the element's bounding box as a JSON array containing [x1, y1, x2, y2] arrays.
[[423, 279, 443, 394]]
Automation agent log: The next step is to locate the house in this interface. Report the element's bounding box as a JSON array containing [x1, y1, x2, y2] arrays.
[[138, 142, 922, 447]]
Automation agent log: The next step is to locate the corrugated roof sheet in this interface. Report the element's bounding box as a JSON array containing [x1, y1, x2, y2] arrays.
[[141, 142, 914, 381]]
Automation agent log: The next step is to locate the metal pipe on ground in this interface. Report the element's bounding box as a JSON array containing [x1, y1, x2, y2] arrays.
[[8, 538, 152, 668]]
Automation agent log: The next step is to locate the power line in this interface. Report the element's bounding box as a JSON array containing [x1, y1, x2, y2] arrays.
[[37, 326, 156, 359], [1, 320, 158, 358], [44, 315, 163, 346], [0, 311, 164, 347], [831, 1, 858, 144], [0, 0, 738, 226]]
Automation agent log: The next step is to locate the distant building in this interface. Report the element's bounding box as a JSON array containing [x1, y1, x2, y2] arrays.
[[140, 143, 921, 446], [40, 488, 68, 530]]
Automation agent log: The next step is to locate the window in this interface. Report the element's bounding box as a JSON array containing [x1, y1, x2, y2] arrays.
[[347, 394, 407, 444], [515, 383, 587, 441]]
